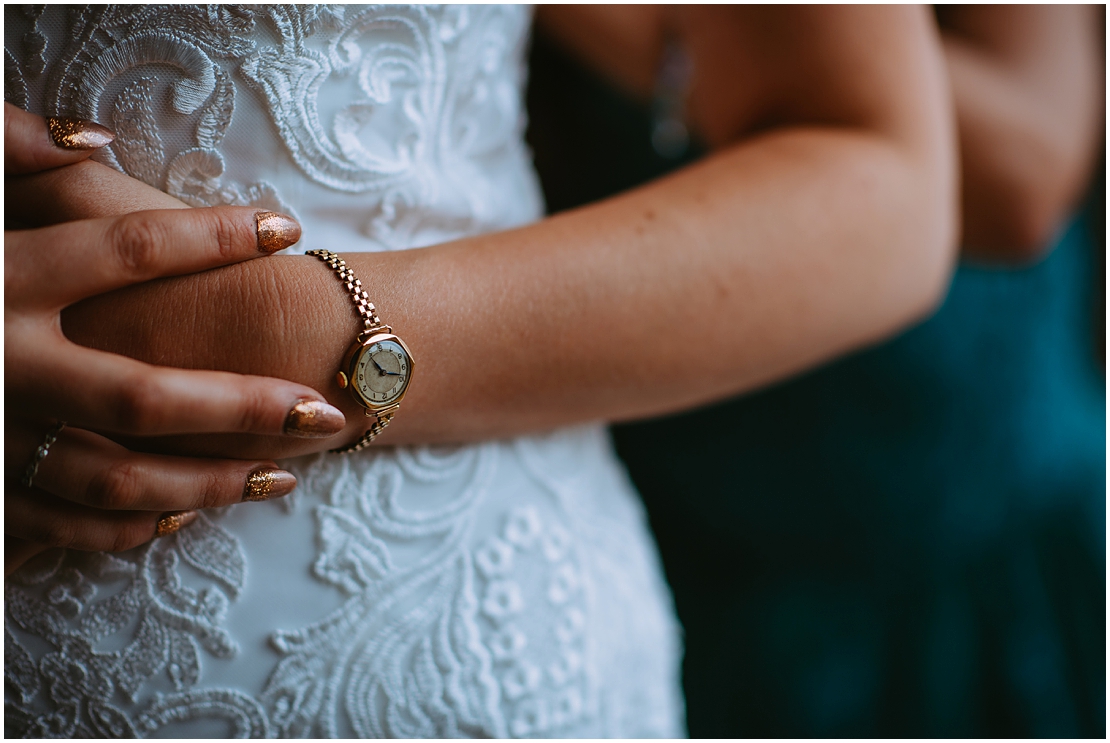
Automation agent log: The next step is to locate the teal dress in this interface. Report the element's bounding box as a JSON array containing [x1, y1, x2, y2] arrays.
[[527, 31, 1106, 738]]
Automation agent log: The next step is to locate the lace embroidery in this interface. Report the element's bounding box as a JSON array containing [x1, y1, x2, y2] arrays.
[[7, 4, 536, 247], [5, 47, 28, 108], [26, 5, 288, 213], [264, 441, 601, 737], [260, 445, 505, 738], [20, 5, 46, 75], [4, 514, 267, 737], [111, 76, 165, 187], [477, 505, 593, 736]]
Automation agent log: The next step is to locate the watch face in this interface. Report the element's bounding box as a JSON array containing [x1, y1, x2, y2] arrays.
[[354, 338, 411, 406]]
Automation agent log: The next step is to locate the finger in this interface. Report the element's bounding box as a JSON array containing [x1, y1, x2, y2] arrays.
[[4, 537, 51, 576], [4, 102, 114, 175], [5, 486, 197, 553], [5, 206, 301, 309], [29, 426, 296, 511], [18, 344, 346, 438], [7, 159, 188, 228]]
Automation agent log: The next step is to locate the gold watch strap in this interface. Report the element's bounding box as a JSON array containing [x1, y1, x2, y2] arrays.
[[330, 410, 396, 453], [306, 248, 393, 453], [306, 249, 382, 338]]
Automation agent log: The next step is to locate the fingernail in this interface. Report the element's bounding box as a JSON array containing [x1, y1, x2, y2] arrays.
[[46, 117, 115, 150], [255, 211, 301, 254], [242, 467, 297, 502], [284, 400, 345, 438], [155, 510, 198, 538]]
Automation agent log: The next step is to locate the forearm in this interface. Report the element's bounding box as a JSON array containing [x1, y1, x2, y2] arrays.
[[375, 130, 953, 442], [940, 5, 1103, 261]]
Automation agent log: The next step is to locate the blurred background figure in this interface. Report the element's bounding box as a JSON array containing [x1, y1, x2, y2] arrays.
[[528, 5, 1104, 737]]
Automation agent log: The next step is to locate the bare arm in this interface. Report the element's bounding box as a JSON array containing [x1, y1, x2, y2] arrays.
[[937, 4, 1103, 261], [58, 6, 957, 456]]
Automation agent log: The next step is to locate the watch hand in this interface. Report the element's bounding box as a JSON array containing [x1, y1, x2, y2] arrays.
[[370, 356, 402, 376]]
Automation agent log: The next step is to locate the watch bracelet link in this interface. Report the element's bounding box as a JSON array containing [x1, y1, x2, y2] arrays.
[[306, 248, 393, 453], [330, 410, 395, 453], [306, 249, 382, 338]]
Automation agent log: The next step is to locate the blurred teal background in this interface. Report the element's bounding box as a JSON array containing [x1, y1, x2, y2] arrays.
[[526, 28, 1106, 738]]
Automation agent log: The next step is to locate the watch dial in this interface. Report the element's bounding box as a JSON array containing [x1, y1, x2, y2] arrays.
[[355, 339, 411, 405]]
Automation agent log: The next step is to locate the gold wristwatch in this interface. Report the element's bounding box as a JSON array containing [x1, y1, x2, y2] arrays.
[[307, 249, 415, 453]]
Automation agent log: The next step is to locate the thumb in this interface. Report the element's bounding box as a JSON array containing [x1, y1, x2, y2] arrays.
[[5, 102, 114, 175]]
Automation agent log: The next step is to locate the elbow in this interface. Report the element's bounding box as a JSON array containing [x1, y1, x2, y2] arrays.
[[912, 249, 955, 322], [903, 151, 961, 326], [877, 155, 960, 333], [844, 130, 960, 341], [906, 206, 959, 325], [869, 205, 958, 343]]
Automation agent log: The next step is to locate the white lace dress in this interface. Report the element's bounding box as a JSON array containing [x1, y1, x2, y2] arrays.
[[4, 6, 685, 738]]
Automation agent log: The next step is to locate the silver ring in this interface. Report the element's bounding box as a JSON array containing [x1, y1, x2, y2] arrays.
[[21, 421, 66, 488]]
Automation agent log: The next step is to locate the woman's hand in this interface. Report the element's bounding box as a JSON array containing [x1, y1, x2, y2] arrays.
[[4, 105, 348, 574]]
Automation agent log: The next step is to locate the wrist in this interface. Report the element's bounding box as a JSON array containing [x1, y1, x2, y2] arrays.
[[299, 250, 416, 451]]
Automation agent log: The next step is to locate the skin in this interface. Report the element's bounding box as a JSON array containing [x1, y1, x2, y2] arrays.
[[7, 7, 959, 567], [936, 4, 1103, 261]]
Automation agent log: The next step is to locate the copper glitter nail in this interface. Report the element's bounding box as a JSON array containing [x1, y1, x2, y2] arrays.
[[155, 511, 198, 538], [46, 117, 115, 150], [284, 400, 346, 438], [255, 211, 302, 254], [243, 467, 297, 502]]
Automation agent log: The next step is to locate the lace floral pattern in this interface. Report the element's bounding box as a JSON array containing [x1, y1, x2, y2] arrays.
[[5, 4, 540, 244], [5, 5, 683, 738], [6, 515, 269, 737]]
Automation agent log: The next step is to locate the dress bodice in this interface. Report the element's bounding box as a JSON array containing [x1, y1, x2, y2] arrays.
[[6, 4, 544, 251], [4, 6, 683, 738]]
